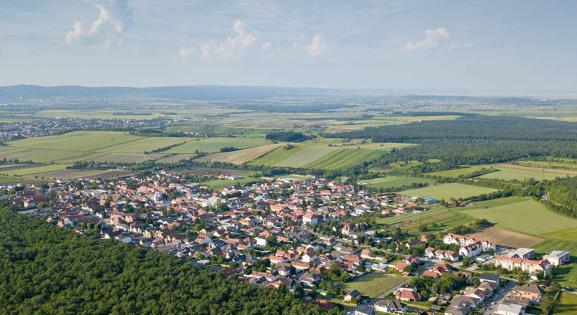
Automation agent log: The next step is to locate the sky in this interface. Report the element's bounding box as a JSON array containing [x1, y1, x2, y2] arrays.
[[1, 0, 577, 93]]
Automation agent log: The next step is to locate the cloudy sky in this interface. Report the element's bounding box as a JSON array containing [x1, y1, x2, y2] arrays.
[[1, 0, 576, 92]]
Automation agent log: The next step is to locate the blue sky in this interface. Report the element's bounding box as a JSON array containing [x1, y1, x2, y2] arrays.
[[1, 0, 576, 93]]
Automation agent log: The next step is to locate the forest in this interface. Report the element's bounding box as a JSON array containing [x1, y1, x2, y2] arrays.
[[544, 177, 577, 217], [328, 115, 577, 167], [0, 208, 332, 315], [265, 131, 312, 142]]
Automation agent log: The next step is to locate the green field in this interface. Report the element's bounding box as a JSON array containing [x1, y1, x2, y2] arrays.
[[479, 164, 577, 181], [344, 273, 407, 298], [0, 132, 273, 165], [401, 183, 498, 200], [555, 293, 577, 315], [517, 158, 577, 171], [428, 165, 495, 178], [359, 176, 435, 190], [201, 176, 263, 190], [376, 207, 476, 232], [196, 144, 282, 164], [166, 137, 272, 154], [1, 164, 68, 176], [461, 197, 577, 235], [251, 140, 411, 170], [0, 131, 183, 163]]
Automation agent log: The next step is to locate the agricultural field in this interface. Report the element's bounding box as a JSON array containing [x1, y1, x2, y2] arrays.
[[554, 293, 577, 315], [323, 115, 461, 132], [197, 144, 282, 164], [0, 131, 183, 163], [36, 107, 247, 121], [344, 273, 407, 298], [460, 197, 577, 235], [515, 158, 577, 171], [251, 139, 411, 170], [201, 176, 264, 190], [0, 131, 274, 165], [166, 137, 272, 155], [400, 183, 498, 200], [358, 176, 435, 190], [468, 226, 543, 248], [376, 207, 476, 233], [0, 165, 128, 184], [479, 164, 577, 181], [427, 165, 496, 178], [0, 164, 68, 177]]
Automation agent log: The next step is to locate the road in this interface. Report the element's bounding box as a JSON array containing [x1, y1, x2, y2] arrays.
[[483, 279, 517, 315]]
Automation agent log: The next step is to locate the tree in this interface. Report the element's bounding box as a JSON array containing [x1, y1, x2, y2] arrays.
[[540, 295, 555, 315], [462, 256, 472, 268]]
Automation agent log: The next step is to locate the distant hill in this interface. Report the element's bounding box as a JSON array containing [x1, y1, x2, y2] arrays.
[[0, 84, 365, 100]]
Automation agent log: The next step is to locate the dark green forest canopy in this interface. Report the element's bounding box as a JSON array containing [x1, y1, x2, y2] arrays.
[[265, 132, 312, 142], [0, 209, 332, 315], [327, 115, 577, 166], [544, 177, 577, 218], [329, 114, 577, 142]]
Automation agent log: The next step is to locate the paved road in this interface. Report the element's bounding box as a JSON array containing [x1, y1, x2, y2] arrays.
[[483, 279, 517, 315]]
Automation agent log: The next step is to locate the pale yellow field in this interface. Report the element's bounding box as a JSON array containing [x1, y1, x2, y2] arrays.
[[197, 144, 282, 164]]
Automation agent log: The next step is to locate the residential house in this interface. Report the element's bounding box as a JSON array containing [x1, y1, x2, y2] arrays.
[[374, 299, 405, 314], [494, 255, 552, 276], [543, 250, 570, 266], [394, 287, 420, 302]]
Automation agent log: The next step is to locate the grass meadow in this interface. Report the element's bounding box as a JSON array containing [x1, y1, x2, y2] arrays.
[[344, 273, 407, 298], [359, 176, 435, 190], [401, 183, 498, 200]]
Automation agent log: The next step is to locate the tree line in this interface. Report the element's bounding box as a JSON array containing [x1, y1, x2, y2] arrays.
[[326, 115, 577, 168]]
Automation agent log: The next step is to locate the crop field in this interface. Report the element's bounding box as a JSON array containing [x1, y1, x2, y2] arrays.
[[1, 164, 68, 176], [516, 158, 577, 170], [324, 115, 461, 132], [427, 165, 496, 178], [344, 273, 407, 298], [0, 131, 275, 165], [376, 208, 476, 232], [0, 131, 185, 163], [0, 166, 128, 184], [251, 140, 410, 170], [401, 183, 498, 200], [166, 137, 272, 154], [359, 176, 435, 190], [37, 109, 170, 120], [479, 164, 577, 181], [197, 144, 282, 164], [554, 293, 577, 315], [201, 176, 263, 190], [468, 226, 543, 248], [36, 107, 246, 121], [461, 197, 577, 235]]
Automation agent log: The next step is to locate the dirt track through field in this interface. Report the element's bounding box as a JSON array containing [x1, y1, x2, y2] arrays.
[[500, 163, 577, 175], [469, 226, 543, 248]]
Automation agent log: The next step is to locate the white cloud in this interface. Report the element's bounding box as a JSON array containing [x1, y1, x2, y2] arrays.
[[306, 34, 327, 57], [65, 0, 132, 47], [197, 21, 256, 60], [403, 27, 449, 51], [178, 47, 193, 58], [261, 41, 273, 55]]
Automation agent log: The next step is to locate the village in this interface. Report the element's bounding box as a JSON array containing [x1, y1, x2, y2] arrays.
[[2, 171, 570, 315]]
